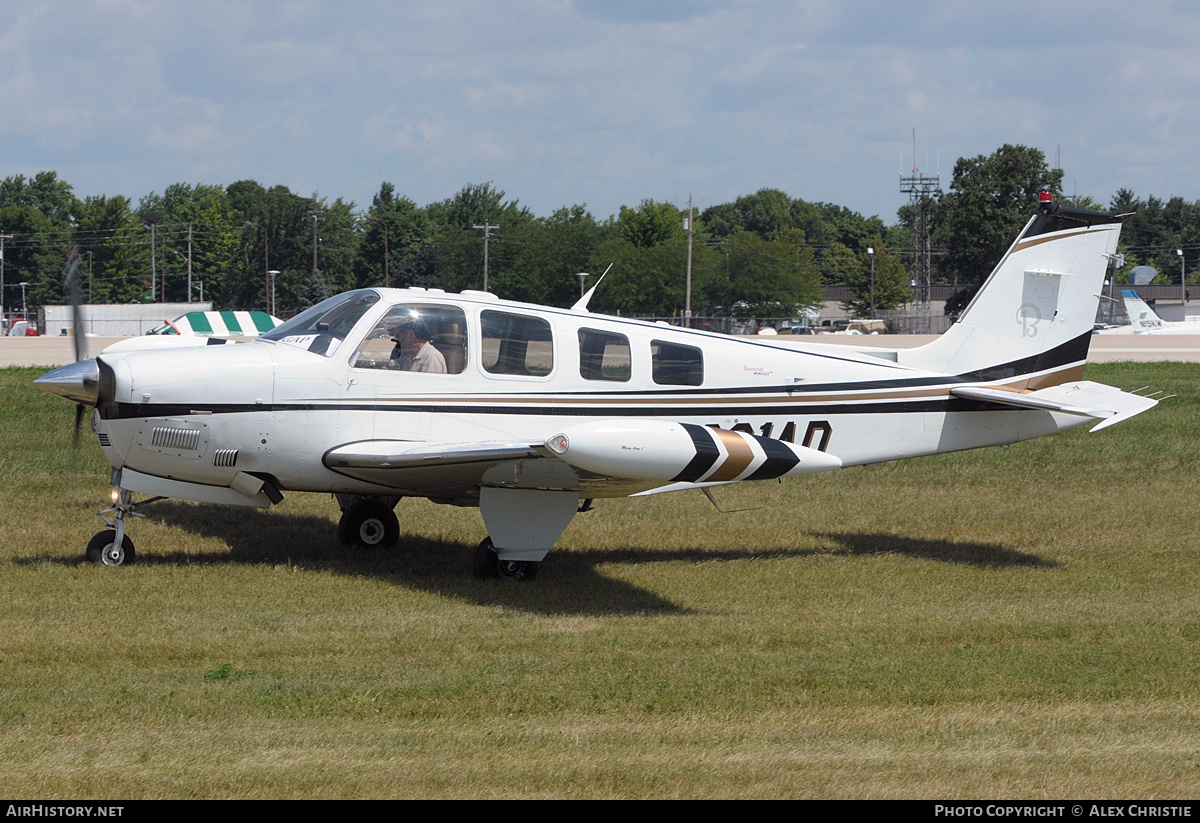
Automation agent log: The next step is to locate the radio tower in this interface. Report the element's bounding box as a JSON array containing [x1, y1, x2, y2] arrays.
[[899, 131, 939, 308]]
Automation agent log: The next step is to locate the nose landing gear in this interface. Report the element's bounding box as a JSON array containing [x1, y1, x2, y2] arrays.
[[87, 486, 157, 566]]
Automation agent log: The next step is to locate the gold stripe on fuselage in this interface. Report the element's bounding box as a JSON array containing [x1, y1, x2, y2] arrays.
[[706, 428, 756, 481]]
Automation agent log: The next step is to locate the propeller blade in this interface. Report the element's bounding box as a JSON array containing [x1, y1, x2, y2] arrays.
[[63, 253, 85, 363], [73, 404, 85, 450]]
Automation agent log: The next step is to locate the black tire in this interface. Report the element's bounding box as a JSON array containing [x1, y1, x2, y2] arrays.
[[337, 499, 400, 551], [86, 530, 136, 566], [472, 537, 499, 579]]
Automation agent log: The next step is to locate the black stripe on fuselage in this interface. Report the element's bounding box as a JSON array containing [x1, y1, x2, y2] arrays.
[[745, 436, 801, 481], [671, 423, 721, 483], [105, 395, 1015, 422]]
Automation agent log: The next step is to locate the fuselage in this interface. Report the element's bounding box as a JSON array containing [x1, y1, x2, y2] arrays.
[[89, 287, 1086, 505]]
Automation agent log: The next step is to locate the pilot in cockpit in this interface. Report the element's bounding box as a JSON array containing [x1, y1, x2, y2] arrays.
[[387, 311, 447, 374]]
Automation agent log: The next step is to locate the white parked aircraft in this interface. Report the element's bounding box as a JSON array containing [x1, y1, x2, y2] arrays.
[[37, 195, 1157, 579], [1120, 289, 1200, 335]]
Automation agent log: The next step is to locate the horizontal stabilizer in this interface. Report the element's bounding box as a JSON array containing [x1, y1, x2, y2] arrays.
[[950, 381, 1157, 431]]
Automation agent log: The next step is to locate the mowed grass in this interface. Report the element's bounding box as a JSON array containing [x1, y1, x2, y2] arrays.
[[1, 363, 1198, 798]]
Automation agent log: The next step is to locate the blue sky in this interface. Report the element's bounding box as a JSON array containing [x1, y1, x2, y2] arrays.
[[2, 0, 1197, 223]]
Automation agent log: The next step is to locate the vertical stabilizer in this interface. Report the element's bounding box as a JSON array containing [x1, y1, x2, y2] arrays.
[[903, 197, 1122, 387], [1120, 289, 1164, 333]]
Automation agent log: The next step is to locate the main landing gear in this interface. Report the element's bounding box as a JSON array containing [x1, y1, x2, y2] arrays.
[[335, 495, 400, 551], [472, 537, 538, 581]]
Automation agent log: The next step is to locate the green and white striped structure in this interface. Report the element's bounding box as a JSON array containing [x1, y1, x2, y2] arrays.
[[149, 311, 281, 337]]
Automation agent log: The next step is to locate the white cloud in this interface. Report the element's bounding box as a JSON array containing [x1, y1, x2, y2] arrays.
[[2, 1, 1200, 218]]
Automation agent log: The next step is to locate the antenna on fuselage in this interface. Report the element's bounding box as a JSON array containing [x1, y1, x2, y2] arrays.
[[570, 263, 614, 312]]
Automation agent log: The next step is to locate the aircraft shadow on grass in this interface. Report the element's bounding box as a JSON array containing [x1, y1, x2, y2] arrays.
[[24, 502, 1054, 615], [809, 531, 1058, 569]]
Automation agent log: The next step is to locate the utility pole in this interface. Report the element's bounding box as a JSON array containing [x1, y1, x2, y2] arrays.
[[186, 224, 194, 302], [145, 223, 157, 303], [867, 247, 876, 318], [676, 195, 704, 328], [473, 223, 499, 292], [0, 232, 11, 330], [310, 205, 324, 276], [684, 195, 695, 327]]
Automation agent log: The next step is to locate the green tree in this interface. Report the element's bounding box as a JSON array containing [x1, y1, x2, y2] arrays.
[[842, 240, 909, 318], [490, 205, 609, 307], [74, 195, 148, 303], [0, 171, 77, 230], [0, 205, 59, 315], [587, 235, 717, 317], [227, 181, 315, 314], [615, 200, 683, 248], [137, 183, 239, 305], [314, 196, 359, 298], [356, 182, 432, 289], [935, 144, 1063, 314], [0, 172, 79, 312], [427, 182, 532, 231], [708, 229, 821, 317], [818, 241, 861, 286]]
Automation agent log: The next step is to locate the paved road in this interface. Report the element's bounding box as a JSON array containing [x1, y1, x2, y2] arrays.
[[4, 332, 1200, 369]]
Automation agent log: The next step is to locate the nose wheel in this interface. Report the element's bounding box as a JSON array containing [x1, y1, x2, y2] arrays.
[[86, 530, 136, 566], [87, 485, 151, 566]]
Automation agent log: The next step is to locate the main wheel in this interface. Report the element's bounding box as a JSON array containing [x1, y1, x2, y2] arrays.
[[497, 557, 538, 581], [473, 537, 538, 581], [472, 537, 498, 579], [86, 530, 136, 566], [337, 499, 400, 551]]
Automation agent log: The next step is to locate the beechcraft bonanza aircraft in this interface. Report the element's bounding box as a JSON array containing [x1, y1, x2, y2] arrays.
[[37, 194, 1157, 580], [1120, 289, 1200, 335]]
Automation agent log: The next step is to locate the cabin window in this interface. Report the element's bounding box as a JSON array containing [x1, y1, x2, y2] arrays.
[[481, 310, 554, 376], [578, 329, 631, 382], [262, 290, 379, 357], [351, 304, 468, 374], [651, 339, 703, 386]]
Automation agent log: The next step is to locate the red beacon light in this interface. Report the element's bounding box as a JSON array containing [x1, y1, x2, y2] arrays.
[[1039, 192, 1053, 204]]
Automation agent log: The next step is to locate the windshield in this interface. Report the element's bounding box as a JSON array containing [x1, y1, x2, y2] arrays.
[[261, 290, 380, 356]]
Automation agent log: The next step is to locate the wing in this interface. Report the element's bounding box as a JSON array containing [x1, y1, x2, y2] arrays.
[[950, 380, 1158, 431], [323, 439, 563, 498], [323, 419, 845, 500]]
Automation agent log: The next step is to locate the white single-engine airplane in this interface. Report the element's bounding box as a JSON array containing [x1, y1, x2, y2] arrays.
[[1119, 289, 1200, 335], [37, 195, 1157, 579]]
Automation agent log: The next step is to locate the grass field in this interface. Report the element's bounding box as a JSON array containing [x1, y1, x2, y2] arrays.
[[1, 363, 1198, 798]]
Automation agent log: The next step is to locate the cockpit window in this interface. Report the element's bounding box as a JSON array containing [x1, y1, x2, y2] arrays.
[[351, 304, 468, 374], [261, 290, 380, 357]]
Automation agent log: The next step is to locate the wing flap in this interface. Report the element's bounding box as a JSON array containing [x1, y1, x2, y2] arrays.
[[951, 381, 1157, 431]]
